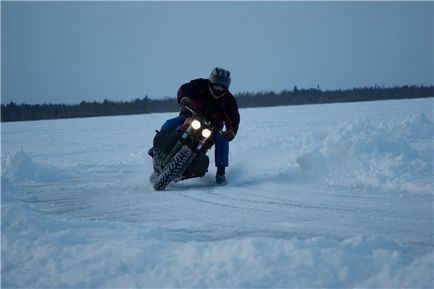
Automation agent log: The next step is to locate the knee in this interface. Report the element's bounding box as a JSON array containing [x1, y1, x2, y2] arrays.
[[214, 131, 229, 150], [161, 115, 186, 130], [214, 130, 227, 143]]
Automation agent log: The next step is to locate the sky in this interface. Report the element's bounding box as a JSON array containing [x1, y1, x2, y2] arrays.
[[1, 1, 433, 104]]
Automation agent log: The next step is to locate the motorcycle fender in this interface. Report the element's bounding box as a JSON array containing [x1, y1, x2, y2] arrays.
[[153, 129, 178, 154], [187, 152, 209, 177]]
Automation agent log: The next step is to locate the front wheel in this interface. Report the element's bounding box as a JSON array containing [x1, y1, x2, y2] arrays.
[[152, 146, 192, 191]]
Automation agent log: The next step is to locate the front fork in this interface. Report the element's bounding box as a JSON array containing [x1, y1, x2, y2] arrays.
[[159, 126, 193, 169], [158, 124, 211, 175], [178, 137, 209, 176]]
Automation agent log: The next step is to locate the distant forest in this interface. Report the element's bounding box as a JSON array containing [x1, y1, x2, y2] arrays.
[[1, 85, 433, 122]]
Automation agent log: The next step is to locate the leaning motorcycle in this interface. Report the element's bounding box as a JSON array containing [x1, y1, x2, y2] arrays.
[[149, 107, 217, 191]]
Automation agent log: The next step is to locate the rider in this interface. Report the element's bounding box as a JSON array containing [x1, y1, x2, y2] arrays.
[[160, 67, 240, 184]]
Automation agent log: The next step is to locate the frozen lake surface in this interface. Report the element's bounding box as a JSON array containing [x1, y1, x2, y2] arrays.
[[2, 98, 433, 288]]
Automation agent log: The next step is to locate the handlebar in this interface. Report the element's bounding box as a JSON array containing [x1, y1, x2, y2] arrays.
[[183, 106, 196, 116], [183, 105, 222, 135]]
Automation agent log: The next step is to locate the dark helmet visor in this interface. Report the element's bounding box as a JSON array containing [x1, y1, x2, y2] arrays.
[[209, 83, 227, 98]]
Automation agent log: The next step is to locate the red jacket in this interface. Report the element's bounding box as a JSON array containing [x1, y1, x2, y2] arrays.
[[177, 78, 240, 135]]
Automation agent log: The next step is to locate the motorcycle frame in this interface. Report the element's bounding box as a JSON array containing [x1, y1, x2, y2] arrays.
[[160, 116, 212, 171]]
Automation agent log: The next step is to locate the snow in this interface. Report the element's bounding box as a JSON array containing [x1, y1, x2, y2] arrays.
[[1, 98, 433, 288]]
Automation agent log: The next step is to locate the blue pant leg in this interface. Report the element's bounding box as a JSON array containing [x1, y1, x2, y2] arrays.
[[213, 129, 229, 167], [161, 115, 187, 130]]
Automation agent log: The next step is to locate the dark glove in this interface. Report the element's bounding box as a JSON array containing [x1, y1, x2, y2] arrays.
[[222, 130, 235, 142], [179, 97, 191, 108]]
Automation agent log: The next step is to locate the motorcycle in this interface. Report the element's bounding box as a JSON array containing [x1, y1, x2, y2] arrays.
[[149, 107, 218, 191]]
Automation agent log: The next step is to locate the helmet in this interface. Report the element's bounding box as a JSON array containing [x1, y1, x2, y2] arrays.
[[209, 67, 231, 99], [209, 67, 231, 89]]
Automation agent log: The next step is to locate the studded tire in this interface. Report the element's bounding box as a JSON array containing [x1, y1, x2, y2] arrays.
[[152, 146, 192, 191]]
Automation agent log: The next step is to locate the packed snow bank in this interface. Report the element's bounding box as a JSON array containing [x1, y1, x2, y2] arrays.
[[1, 149, 77, 203], [1, 148, 72, 182], [295, 113, 433, 193], [2, 203, 432, 288]]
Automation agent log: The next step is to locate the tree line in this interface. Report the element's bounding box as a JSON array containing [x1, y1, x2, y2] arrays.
[[1, 85, 433, 122]]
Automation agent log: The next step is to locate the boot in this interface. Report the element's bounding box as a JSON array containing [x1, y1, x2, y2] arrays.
[[216, 166, 227, 185]]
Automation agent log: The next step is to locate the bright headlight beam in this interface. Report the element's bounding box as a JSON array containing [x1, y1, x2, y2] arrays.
[[201, 129, 212, 138], [191, 120, 201, 130]]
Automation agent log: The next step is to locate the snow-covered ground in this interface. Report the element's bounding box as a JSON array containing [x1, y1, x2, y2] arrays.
[[1, 98, 433, 288]]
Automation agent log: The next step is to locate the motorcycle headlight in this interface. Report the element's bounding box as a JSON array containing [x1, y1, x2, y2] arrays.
[[201, 128, 212, 138], [191, 119, 201, 130]]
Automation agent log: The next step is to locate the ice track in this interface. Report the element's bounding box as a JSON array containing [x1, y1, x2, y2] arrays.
[[2, 98, 433, 287]]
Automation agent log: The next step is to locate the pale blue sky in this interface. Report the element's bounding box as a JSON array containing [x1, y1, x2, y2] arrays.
[[2, 1, 433, 104]]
